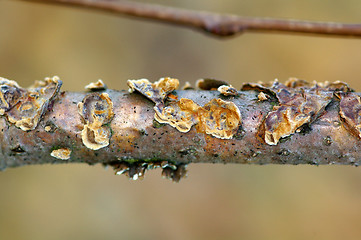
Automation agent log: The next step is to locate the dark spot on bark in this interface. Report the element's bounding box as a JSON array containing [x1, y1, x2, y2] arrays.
[[11, 145, 25, 154], [323, 136, 332, 146], [298, 124, 312, 135], [152, 119, 166, 128], [179, 147, 196, 157], [277, 149, 290, 156]]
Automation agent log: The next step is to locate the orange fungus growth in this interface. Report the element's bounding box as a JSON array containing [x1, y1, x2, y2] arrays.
[[1, 76, 62, 131], [127, 77, 179, 105], [78, 92, 114, 150], [338, 92, 361, 139], [199, 98, 241, 139], [154, 98, 200, 133], [85, 79, 107, 91], [0, 77, 23, 115], [50, 148, 71, 160], [154, 98, 241, 139], [242, 78, 343, 145], [217, 85, 238, 96]]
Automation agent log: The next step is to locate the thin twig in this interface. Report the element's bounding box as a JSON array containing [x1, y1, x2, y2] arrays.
[[20, 0, 361, 38]]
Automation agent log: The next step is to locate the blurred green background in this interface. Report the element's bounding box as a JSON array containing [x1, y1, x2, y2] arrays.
[[1, 0, 361, 239]]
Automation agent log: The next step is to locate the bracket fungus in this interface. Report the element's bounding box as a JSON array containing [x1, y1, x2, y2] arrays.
[[85, 79, 107, 91], [217, 85, 238, 96], [1, 76, 62, 131], [181, 81, 193, 90], [153, 98, 241, 139], [242, 78, 351, 145], [196, 78, 230, 90], [0, 77, 24, 115], [50, 148, 71, 160], [154, 98, 200, 133], [127, 77, 179, 106], [128, 78, 242, 139], [337, 92, 361, 139], [78, 92, 114, 150], [199, 98, 241, 139]]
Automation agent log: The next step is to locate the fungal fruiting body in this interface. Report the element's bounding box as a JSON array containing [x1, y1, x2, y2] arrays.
[[217, 85, 238, 96], [338, 92, 361, 138], [129, 78, 242, 139], [155, 98, 241, 139], [0, 76, 62, 131], [127, 77, 179, 105], [78, 92, 114, 150], [51, 148, 71, 160], [257, 92, 268, 101], [200, 98, 241, 139], [196, 78, 230, 90], [85, 79, 107, 91], [0, 77, 23, 115], [242, 78, 352, 145], [154, 98, 199, 133]]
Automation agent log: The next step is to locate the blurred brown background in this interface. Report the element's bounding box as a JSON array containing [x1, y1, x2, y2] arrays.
[[1, 0, 361, 239]]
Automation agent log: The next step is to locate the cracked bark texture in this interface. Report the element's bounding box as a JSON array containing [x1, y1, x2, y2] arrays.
[[1, 88, 360, 173]]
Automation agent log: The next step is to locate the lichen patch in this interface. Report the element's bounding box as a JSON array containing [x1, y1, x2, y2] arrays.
[[51, 148, 71, 160], [78, 93, 114, 150], [1, 76, 62, 131], [85, 79, 107, 91]]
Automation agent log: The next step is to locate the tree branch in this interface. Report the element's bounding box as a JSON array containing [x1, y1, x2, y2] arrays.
[[20, 0, 361, 38], [1, 77, 360, 181]]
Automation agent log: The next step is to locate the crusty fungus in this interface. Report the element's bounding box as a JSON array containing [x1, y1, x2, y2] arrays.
[[196, 78, 230, 90], [50, 148, 71, 160], [154, 98, 200, 133], [0, 77, 24, 115], [181, 81, 193, 90], [2, 76, 62, 131], [242, 78, 346, 145], [128, 78, 242, 139], [78, 92, 114, 150], [337, 92, 361, 139], [217, 85, 238, 96], [154, 98, 241, 139], [257, 92, 269, 101], [85, 79, 107, 91], [127, 77, 179, 105], [198, 98, 241, 139]]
